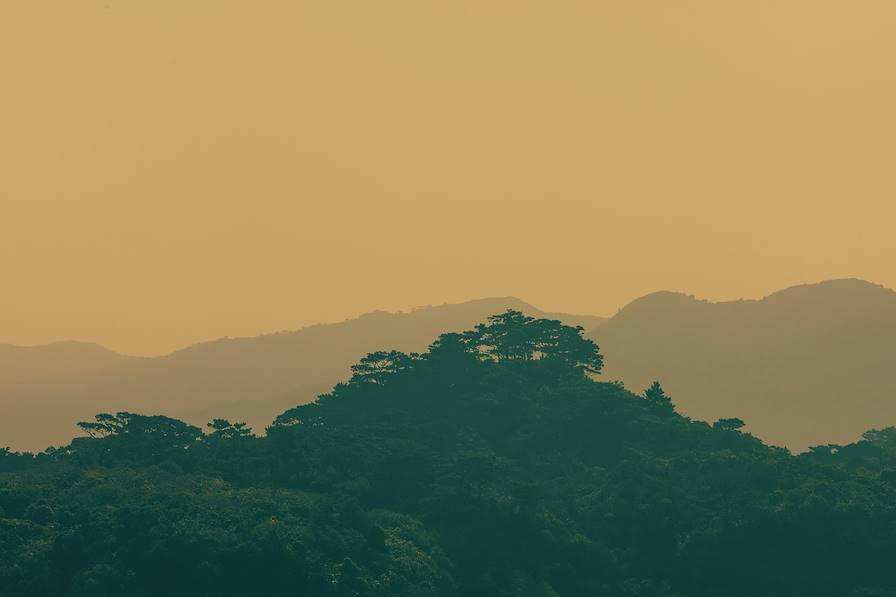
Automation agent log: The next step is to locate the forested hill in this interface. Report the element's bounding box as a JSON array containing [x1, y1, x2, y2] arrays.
[[7, 278, 896, 453], [3, 312, 896, 596], [0, 298, 604, 451]]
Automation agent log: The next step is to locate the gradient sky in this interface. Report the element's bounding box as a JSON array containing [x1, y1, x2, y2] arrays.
[[2, 1, 895, 356]]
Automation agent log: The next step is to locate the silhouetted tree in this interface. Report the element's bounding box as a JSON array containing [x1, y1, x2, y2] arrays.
[[350, 350, 419, 385], [207, 419, 253, 439], [469, 310, 603, 374], [76, 412, 128, 438], [473, 310, 538, 362], [644, 381, 674, 416], [74, 412, 202, 465], [713, 417, 746, 432], [529, 317, 604, 374]]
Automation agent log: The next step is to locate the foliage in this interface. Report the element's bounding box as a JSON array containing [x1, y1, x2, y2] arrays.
[[2, 311, 895, 596], [643, 381, 675, 417], [713, 417, 746, 432]]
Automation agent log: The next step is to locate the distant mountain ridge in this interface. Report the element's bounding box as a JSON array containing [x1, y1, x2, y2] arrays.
[[589, 278, 896, 450], [4, 279, 895, 452], [0, 298, 605, 451]]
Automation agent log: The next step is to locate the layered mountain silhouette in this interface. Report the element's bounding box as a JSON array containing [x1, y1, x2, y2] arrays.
[[0, 298, 604, 451], [590, 278, 896, 450], [3, 279, 894, 452]]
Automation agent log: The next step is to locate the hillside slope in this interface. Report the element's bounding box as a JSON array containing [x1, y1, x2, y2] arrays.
[[6, 279, 894, 452], [590, 279, 896, 450], [0, 298, 604, 451], [4, 312, 896, 596]]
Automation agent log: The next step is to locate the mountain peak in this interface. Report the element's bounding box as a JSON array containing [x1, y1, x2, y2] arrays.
[[611, 279, 894, 320], [0, 340, 122, 357], [593, 277, 896, 450], [762, 278, 893, 303], [609, 291, 704, 323]]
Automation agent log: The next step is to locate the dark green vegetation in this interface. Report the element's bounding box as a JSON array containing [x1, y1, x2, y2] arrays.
[[0, 297, 603, 452], [3, 311, 896, 596], [7, 278, 896, 454]]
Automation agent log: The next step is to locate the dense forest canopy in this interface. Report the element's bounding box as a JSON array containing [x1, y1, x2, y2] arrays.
[[3, 311, 896, 596]]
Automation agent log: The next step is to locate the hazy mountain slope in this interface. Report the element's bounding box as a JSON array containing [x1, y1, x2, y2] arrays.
[[0, 341, 138, 391], [589, 279, 896, 450], [9, 279, 893, 453], [0, 298, 605, 451]]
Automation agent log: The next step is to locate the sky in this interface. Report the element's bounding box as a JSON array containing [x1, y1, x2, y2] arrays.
[[2, 1, 895, 356]]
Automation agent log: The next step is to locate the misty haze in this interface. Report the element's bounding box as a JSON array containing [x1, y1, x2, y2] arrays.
[[3, 2, 896, 596]]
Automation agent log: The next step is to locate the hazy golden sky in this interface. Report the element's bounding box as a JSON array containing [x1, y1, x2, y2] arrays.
[[2, 1, 895, 355]]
